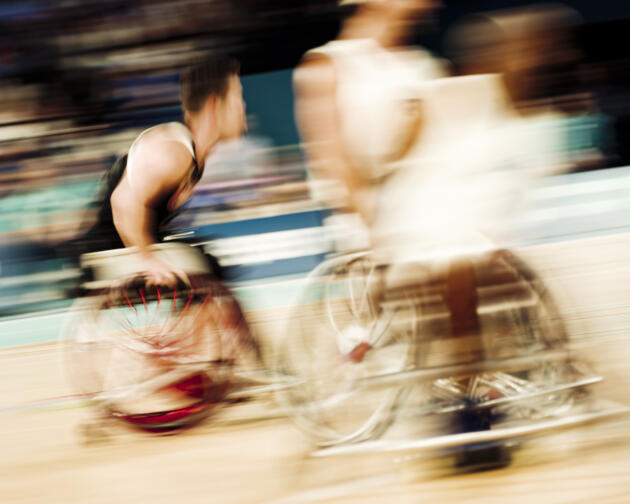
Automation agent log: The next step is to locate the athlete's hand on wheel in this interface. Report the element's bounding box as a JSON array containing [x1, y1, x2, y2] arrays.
[[141, 255, 189, 288]]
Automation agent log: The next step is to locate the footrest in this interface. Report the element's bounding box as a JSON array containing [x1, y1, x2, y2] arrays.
[[414, 375, 603, 416], [355, 350, 572, 391]]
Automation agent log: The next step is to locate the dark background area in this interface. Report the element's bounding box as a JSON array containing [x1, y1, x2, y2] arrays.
[[0, 0, 628, 315], [2, 0, 629, 75]]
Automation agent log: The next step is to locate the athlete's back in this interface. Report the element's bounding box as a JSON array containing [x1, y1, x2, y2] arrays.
[[373, 73, 521, 263]]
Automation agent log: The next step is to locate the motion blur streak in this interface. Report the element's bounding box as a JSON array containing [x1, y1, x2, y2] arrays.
[[0, 2, 629, 503]]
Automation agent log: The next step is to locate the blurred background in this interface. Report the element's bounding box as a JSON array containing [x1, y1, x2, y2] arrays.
[[0, 0, 629, 317], [1, 3, 630, 503]]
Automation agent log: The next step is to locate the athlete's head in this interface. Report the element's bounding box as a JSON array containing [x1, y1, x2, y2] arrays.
[[180, 54, 246, 141], [340, 0, 441, 43]]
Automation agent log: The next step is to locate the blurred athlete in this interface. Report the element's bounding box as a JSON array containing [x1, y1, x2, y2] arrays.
[[77, 55, 246, 285], [445, 4, 583, 180], [294, 0, 444, 235], [293, 1, 511, 368]]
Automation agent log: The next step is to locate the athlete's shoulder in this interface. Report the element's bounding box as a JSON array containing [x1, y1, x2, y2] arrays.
[[130, 124, 193, 175], [306, 39, 369, 59], [134, 122, 191, 145], [294, 47, 338, 98], [296, 38, 383, 94], [136, 122, 191, 151]]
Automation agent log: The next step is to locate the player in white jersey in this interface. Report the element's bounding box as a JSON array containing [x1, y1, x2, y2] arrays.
[[294, 0, 513, 411], [294, 0, 444, 237]]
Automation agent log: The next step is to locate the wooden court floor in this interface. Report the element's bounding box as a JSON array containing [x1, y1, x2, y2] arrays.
[[1, 234, 629, 504]]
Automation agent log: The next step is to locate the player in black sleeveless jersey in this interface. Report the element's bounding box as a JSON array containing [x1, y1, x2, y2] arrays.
[[75, 55, 246, 286]]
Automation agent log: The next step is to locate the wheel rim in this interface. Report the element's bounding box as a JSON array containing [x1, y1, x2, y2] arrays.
[[63, 275, 246, 431], [277, 254, 417, 445]]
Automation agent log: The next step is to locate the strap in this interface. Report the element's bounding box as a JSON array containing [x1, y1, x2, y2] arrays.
[[190, 140, 202, 182]]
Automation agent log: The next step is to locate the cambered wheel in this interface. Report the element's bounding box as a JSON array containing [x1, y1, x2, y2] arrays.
[[62, 274, 256, 432], [275, 253, 419, 446], [427, 250, 578, 422]]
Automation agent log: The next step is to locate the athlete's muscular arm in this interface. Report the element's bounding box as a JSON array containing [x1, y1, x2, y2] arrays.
[[111, 140, 191, 285], [293, 56, 374, 223]]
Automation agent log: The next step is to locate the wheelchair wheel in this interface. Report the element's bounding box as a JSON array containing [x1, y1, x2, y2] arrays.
[[275, 253, 419, 446], [62, 274, 255, 432], [428, 249, 579, 421]]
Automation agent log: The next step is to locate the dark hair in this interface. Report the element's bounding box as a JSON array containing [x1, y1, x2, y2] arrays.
[[444, 15, 505, 74], [179, 54, 240, 113], [339, 4, 360, 19]]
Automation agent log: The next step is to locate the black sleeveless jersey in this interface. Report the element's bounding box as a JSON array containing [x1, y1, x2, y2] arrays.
[[77, 145, 200, 255]]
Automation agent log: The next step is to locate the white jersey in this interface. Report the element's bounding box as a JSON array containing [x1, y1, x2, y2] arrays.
[[373, 73, 524, 262], [303, 38, 446, 253], [303, 40, 536, 263], [306, 38, 444, 182]]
